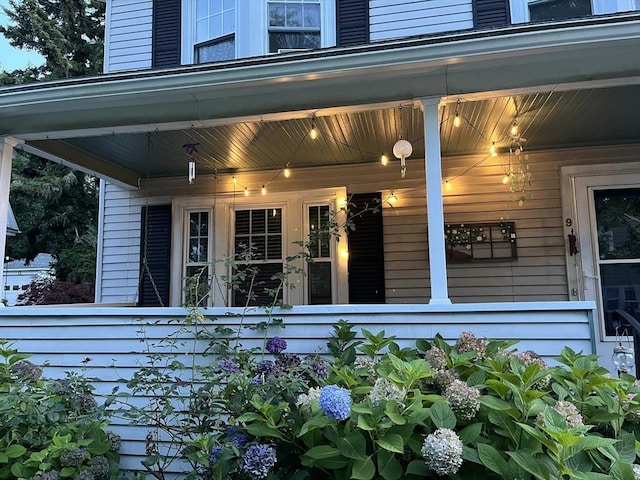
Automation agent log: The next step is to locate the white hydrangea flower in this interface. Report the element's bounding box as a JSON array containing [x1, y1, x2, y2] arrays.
[[368, 378, 406, 407], [421, 428, 463, 476], [296, 387, 322, 418], [444, 380, 481, 421], [633, 464, 640, 480]]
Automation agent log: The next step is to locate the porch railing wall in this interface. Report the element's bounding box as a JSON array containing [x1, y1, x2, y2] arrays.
[[0, 302, 595, 475]]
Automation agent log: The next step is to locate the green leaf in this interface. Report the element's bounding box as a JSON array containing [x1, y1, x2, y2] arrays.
[[60, 466, 76, 477], [610, 461, 635, 480], [507, 450, 551, 480], [458, 422, 483, 444], [86, 440, 110, 455], [245, 423, 284, 440], [430, 402, 456, 429], [615, 432, 636, 463], [336, 432, 367, 460], [357, 414, 375, 431], [477, 443, 508, 477], [406, 459, 430, 476], [377, 449, 403, 480], [351, 455, 376, 480], [377, 433, 404, 453], [4, 444, 26, 459], [480, 394, 517, 415], [304, 445, 342, 460]]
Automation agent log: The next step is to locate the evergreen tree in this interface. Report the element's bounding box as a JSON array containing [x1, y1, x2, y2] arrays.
[[1, 0, 105, 292], [0, 0, 104, 81]]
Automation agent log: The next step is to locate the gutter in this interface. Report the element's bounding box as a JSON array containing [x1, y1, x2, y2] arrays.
[[1, 15, 640, 109]]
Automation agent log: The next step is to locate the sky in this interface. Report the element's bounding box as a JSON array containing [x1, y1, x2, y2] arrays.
[[0, 0, 44, 71]]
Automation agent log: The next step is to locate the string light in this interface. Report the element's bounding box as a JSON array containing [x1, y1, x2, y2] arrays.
[[244, 187, 249, 196], [490, 142, 497, 157], [283, 166, 291, 178], [454, 112, 461, 128], [232, 176, 237, 184], [444, 180, 452, 192], [261, 185, 267, 196], [381, 154, 389, 166], [510, 120, 519, 136], [502, 174, 510, 185], [309, 117, 318, 140]]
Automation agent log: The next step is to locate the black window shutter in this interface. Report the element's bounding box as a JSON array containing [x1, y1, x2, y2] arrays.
[[347, 193, 385, 303], [336, 0, 369, 47], [138, 204, 172, 306], [152, 0, 181, 68], [473, 0, 511, 29]]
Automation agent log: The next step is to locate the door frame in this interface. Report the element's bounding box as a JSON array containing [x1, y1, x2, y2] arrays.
[[561, 162, 640, 345]]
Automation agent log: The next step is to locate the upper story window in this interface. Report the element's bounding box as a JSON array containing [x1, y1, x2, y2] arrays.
[[510, 0, 639, 23], [268, 0, 321, 53], [194, 0, 236, 63]]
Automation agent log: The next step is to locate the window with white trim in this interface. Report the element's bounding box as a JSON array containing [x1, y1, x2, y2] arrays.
[[232, 207, 284, 307], [510, 0, 639, 23], [307, 204, 333, 304], [267, 0, 321, 53], [174, 188, 348, 307], [193, 0, 236, 63], [184, 210, 212, 306]]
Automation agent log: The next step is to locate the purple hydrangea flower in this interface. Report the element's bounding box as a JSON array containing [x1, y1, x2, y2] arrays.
[[266, 337, 287, 354], [220, 359, 239, 373], [209, 445, 223, 464], [319, 385, 352, 421], [256, 360, 275, 375], [241, 444, 277, 479], [227, 426, 249, 447], [313, 361, 329, 379]]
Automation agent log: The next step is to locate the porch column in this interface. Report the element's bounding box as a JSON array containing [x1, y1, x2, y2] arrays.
[[0, 137, 21, 300], [418, 97, 451, 305]]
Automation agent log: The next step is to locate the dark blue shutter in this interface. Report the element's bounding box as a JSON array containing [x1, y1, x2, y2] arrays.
[[336, 0, 369, 47], [138, 204, 171, 306], [152, 0, 181, 68], [473, 0, 511, 28], [347, 193, 385, 303]]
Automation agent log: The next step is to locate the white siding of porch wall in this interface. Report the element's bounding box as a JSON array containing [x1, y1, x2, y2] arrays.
[[0, 304, 595, 475], [104, 0, 153, 73], [369, 0, 474, 41]]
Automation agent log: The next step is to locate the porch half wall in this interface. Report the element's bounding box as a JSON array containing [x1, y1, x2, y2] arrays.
[[0, 302, 595, 474]]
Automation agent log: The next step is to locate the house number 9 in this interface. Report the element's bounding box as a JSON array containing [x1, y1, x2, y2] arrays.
[[565, 218, 573, 227]]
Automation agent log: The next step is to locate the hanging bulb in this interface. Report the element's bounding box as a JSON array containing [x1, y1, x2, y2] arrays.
[[453, 112, 461, 128], [511, 120, 519, 136], [283, 167, 291, 178], [502, 174, 510, 185], [244, 187, 249, 196], [490, 142, 497, 157], [309, 119, 318, 140], [232, 176, 237, 184], [444, 180, 452, 192], [381, 154, 389, 166], [261, 185, 267, 196], [188, 160, 196, 184]]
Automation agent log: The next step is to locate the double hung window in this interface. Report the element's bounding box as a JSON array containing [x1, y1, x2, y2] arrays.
[[307, 204, 333, 304], [232, 208, 284, 307], [184, 211, 211, 306], [267, 0, 321, 53], [194, 0, 236, 63]]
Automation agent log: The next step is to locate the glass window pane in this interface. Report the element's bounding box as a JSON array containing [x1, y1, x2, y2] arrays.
[[268, 208, 282, 233], [196, 0, 208, 19], [309, 261, 332, 304], [286, 4, 302, 26], [223, 0, 234, 10], [210, 14, 222, 38], [189, 238, 208, 262], [529, 0, 592, 22], [595, 188, 640, 260], [303, 4, 320, 27], [223, 9, 235, 33], [600, 264, 640, 336], [232, 263, 283, 306], [269, 32, 320, 52], [252, 210, 266, 233], [235, 210, 250, 235], [211, 0, 222, 12], [196, 19, 208, 43], [266, 235, 282, 259], [252, 236, 266, 259], [269, 4, 286, 26]]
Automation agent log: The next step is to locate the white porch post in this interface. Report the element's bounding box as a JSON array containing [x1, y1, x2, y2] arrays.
[[0, 137, 21, 299], [419, 97, 451, 305]]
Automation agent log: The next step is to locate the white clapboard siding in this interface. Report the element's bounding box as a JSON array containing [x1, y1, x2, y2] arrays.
[[104, 0, 153, 73], [369, 0, 474, 41], [98, 146, 640, 306], [0, 303, 595, 475]]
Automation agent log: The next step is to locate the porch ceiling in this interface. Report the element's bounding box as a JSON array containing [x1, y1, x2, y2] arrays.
[[21, 84, 640, 182], [2, 16, 640, 186]]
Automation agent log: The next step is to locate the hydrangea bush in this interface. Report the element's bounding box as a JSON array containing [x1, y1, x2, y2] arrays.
[[0, 340, 121, 480], [167, 322, 640, 480]]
